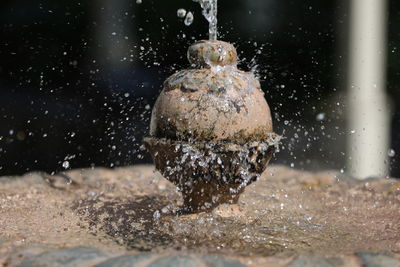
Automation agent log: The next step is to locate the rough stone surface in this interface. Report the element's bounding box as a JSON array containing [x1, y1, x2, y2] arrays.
[[96, 254, 244, 267], [151, 68, 273, 143], [19, 247, 108, 267], [96, 254, 153, 267], [187, 40, 238, 67], [287, 255, 341, 267], [144, 137, 277, 211], [0, 165, 400, 266], [146, 40, 279, 212], [150, 40, 274, 144], [356, 252, 400, 267]]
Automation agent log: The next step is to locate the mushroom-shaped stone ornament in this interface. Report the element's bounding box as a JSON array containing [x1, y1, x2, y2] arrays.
[[144, 40, 281, 213]]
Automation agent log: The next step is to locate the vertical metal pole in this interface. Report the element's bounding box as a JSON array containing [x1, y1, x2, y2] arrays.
[[347, 0, 390, 178]]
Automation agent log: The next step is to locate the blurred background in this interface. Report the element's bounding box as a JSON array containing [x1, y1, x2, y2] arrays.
[[0, 0, 399, 178]]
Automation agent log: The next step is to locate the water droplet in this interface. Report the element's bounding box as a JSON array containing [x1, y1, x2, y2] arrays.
[[62, 161, 70, 169], [145, 104, 151, 110], [153, 210, 160, 219], [136, 0, 142, 4], [316, 113, 325, 121], [388, 149, 395, 157], [177, 8, 187, 18], [184, 12, 194, 26], [161, 207, 169, 213]]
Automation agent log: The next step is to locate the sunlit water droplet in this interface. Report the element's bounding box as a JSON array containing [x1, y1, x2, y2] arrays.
[[316, 113, 325, 121], [153, 210, 160, 220], [177, 8, 187, 18], [388, 148, 395, 157], [136, 0, 142, 4], [62, 161, 70, 169], [184, 12, 194, 26]]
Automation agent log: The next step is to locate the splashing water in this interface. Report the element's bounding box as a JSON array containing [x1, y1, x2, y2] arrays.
[[193, 0, 218, 40]]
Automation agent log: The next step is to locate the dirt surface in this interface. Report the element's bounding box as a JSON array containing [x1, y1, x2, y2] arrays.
[[1, 165, 400, 266]]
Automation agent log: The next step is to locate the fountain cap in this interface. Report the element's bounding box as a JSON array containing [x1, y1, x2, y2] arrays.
[[188, 40, 237, 68]]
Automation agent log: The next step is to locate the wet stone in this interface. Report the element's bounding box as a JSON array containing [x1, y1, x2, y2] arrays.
[[201, 256, 245, 267], [356, 252, 400, 267], [97, 254, 245, 267], [148, 255, 200, 267], [1, 165, 400, 266], [19, 247, 108, 267], [96, 254, 154, 267], [287, 255, 342, 267]]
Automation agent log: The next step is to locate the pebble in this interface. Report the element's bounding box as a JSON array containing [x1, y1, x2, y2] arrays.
[[287, 255, 339, 267], [96, 253, 244, 267], [9, 245, 400, 267], [96, 254, 154, 267], [201, 256, 245, 267], [357, 252, 400, 267], [19, 247, 108, 267]]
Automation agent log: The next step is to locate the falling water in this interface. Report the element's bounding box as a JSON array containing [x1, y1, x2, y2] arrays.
[[194, 0, 218, 41]]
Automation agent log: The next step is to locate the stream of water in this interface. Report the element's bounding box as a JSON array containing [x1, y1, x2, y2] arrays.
[[194, 0, 218, 40]]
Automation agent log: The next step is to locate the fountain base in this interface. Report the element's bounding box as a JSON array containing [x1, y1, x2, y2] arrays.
[[144, 135, 279, 212], [1, 165, 400, 266]]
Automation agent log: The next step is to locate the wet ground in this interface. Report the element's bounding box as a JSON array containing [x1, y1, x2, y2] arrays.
[[1, 165, 400, 266]]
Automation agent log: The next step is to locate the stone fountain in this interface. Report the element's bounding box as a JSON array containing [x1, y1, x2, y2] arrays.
[[144, 0, 280, 213], [1, 1, 400, 266], [144, 39, 280, 212]]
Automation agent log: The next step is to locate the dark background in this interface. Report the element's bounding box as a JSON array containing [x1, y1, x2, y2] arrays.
[[0, 0, 399, 176]]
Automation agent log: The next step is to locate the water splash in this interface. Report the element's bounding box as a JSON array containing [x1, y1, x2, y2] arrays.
[[193, 0, 218, 40]]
